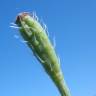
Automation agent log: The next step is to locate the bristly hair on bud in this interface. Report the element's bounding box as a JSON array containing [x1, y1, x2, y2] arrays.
[[15, 12, 71, 96]]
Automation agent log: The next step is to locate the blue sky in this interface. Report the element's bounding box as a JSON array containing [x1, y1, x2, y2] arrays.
[[0, 0, 96, 96]]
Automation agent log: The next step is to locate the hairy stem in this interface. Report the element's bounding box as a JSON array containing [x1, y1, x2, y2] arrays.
[[15, 12, 71, 96]]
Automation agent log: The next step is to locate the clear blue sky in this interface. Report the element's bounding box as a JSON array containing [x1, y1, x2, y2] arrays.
[[0, 0, 96, 96]]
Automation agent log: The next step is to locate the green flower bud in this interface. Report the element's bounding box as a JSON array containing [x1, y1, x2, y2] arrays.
[[15, 12, 71, 96]]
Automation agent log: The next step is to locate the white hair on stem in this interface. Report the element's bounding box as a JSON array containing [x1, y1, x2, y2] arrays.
[[10, 22, 17, 26], [20, 40, 28, 43], [10, 22, 20, 29], [58, 55, 61, 64], [42, 23, 49, 37], [53, 36, 56, 48], [32, 11, 39, 21], [14, 34, 19, 39], [35, 53, 45, 64], [13, 34, 28, 44], [10, 25, 20, 29]]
